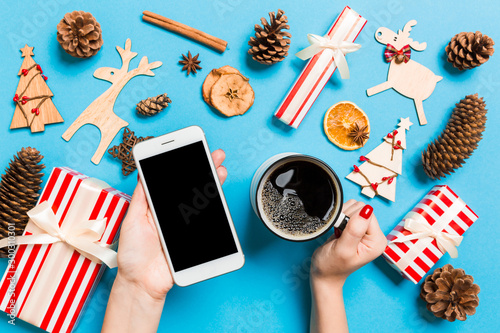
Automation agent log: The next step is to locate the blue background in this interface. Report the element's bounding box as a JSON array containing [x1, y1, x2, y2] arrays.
[[0, 0, 498, 332]]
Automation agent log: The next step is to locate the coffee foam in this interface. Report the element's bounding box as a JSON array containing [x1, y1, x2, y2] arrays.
[[261, 181, 328, 236]]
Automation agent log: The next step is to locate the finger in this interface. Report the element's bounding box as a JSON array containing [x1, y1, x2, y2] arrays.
[[344, 201, 365, 218], [342, 199, 358, 212], [366, 213, 383, 237], [326, 227, 342, 243], [212, 149, 226, 168], [126, 181, 148, 218], [145, 207, 160, 232], [217, 166, 227, 185], [336, 205, 373, 254], [365, 214, 387, 253]]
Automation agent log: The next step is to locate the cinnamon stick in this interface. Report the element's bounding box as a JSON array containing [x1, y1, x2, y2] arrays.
[[142, 11, 227, 53]]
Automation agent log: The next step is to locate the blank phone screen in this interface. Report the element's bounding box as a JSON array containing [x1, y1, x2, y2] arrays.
[[139, 141, 238, 272]]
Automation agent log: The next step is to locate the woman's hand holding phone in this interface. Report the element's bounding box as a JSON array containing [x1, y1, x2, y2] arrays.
[[102, 149, 228, 333]]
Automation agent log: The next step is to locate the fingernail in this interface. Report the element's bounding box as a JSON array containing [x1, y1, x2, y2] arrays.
[[359, 205, 373, 219], [334, 228, 341, 238]]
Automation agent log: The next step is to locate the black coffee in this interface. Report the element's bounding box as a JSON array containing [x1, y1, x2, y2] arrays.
[[261, 160, 336, 236]]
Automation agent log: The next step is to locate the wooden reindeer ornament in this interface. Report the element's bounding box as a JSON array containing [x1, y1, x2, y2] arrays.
[[62, 39, 162, 164], [366, 20, 442, 125]]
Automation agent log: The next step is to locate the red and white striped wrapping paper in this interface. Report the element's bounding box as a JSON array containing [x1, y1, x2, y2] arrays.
[[0, 167, 130, 333], [383, 185, 478, 284], [274, 6, 367, 128]]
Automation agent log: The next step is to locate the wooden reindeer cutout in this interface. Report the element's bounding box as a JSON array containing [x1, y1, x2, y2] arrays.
[[62, 39, 162, 164], [366, 20, 442, 125]]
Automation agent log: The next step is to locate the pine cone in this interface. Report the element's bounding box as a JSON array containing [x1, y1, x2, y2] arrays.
[[0, 148, 45, 257], [136, 93, 172, 116], [445, 31, 494, 70], [422, 94, 487, 179], [248, 9, 291, 65], [420, 264, 479, 322], [57, 11, 103, 58]]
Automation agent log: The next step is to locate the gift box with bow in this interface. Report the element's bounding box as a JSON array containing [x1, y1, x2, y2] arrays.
[[383, 185, 478, 284], [274, 6, 367, 128], [0, 167, 130, 333]]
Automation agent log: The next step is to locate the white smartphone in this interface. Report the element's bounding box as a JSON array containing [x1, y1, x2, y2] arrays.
[[132, 126, 244, 286]]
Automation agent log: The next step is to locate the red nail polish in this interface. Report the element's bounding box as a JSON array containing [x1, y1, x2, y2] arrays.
[[359, 205, 373, 219], [334, 228, 341, 238]]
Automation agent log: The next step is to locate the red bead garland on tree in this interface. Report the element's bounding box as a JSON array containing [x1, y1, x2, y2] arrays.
[[352, 151, 400, 196], [12, 65, 51, 119], [387, 130, 398, 138]]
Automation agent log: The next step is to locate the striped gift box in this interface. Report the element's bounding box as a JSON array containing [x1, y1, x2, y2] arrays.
[[0, 167, 130, 333], [383, 185, 478, 284], [274, 6, 367, 128]]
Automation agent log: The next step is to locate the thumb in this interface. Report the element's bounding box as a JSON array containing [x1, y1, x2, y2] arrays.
[[336, 205, 373, 254], [124, 181, 148, 221]]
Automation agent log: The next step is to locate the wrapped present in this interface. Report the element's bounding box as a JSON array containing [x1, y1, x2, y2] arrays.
[[274, 6, 367, 128], [383, 185, 478, 284], [0, 167, 130, 333]]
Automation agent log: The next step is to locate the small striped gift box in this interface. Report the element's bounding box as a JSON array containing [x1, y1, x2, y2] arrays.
[[274, 6, 367, 128], [383, 185, 477, 284], [0, 167, 130, 333]]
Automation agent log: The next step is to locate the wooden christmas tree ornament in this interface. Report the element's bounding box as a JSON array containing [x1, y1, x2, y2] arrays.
[[62, 39, 162, 165], [11, 45, 64, 133], [346, 117, 412, 202], [366, 21, 442, 126]]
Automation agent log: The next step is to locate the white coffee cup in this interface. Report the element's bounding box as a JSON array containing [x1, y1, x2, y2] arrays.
[[250, 153, 348, 242]]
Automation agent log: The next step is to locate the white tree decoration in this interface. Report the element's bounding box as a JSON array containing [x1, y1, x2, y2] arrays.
[[346, 117, 412, 201]]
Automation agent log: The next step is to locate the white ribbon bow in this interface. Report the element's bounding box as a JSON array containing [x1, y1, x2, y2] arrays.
[[389, 212, 463, 258], [0, 201, 118, 268], [295, 34, 361, 79]]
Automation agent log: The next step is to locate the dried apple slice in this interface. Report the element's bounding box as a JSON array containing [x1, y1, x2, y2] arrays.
[[202, 66, 240, 106], [209, 73, 254, 116]]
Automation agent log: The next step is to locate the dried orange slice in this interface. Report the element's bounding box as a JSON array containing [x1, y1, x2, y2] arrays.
[[323, 101, 370, 150]]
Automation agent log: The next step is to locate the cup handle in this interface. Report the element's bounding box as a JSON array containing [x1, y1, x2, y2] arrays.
[[333, 213, 349, 231]]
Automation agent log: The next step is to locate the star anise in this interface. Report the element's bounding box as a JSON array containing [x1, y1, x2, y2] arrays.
[[225, 87, 240, 101], [179, 51, 201, 76], [348, 122, 369, 146]]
